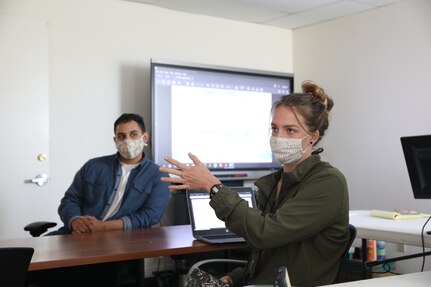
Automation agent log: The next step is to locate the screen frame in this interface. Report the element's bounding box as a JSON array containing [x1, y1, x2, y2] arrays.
[[186, 187, 256, 234], [150, 58, 294, 181], [400, 134, 431, 199]]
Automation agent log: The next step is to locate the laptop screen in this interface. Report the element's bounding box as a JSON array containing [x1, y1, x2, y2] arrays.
[[187, 187, 256, 231]]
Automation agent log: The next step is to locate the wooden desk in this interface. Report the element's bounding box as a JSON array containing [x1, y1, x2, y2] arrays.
[[0, 224, 247, 271]]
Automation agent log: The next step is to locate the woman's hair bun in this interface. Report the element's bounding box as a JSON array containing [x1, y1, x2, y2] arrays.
[[301, 80, 333, 112]]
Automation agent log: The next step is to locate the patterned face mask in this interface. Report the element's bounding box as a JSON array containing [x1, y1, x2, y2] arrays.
[[116, 136, 146, 160], [270, 135, 310, 165]]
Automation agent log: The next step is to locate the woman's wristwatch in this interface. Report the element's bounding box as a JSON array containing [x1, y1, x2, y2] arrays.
[[209, 184, 223, 199]]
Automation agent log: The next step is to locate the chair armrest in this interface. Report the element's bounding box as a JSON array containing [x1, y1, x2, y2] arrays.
[[187, 259, 247, 277], [24, 221, 57, 237]]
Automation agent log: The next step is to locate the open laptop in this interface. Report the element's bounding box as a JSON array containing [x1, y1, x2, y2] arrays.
[[186, 186, 256, 244]]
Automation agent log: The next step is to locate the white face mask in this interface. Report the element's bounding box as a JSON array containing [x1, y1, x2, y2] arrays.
[[270, 135, 310, 165], [116, 136, 146, 160]]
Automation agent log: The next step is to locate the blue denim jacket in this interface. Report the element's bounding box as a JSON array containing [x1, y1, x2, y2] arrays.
[[57, 153, 170, 233]]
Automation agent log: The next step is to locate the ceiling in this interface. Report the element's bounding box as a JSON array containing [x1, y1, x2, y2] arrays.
[[122, 0, 406, 30]]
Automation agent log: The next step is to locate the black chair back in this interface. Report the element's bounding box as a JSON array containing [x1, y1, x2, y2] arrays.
[[335, 224, 357, 283], [0, 247, 34, 287]]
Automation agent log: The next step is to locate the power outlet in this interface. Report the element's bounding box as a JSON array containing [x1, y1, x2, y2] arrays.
[[396, 243, 406, 253], [144, 256, 175, 278]]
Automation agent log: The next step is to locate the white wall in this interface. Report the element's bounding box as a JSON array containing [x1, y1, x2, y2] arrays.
[[0, 0, 292, 235], [4, 0, 429, 277], [0, 0, 292, 277], [293, 0, 431, 273], [293, 0, 431, 212]]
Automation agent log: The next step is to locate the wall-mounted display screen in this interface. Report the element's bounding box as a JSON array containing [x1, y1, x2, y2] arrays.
[[151, 59, 294, 182]]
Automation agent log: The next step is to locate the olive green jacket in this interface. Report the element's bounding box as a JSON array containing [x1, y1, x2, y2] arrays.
[[209, 155, 349, 287]]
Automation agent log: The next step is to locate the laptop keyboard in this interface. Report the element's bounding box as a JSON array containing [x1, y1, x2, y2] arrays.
[[203, 234, 241, 240]]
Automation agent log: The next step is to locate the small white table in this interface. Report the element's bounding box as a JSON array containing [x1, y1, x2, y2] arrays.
[[349, 210, 431, 247], [246, 212, 431, 287], [349, 210, 431, 274], [245, 271, 431, 287], [324, 270, 431, 286]]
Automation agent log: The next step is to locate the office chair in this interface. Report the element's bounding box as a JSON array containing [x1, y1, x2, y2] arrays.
[[24, 221, 57, 237], [185, 224, 357, 286], [186, 262, 294, 287], [187, 258, 247, 278], [185, 259, 247, 287], [0, 247, 34, 287], [334, 224, 357, 283]]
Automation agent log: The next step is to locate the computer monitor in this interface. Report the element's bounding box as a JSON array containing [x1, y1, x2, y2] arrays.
[[151, 59, 294, 183], [400, 135, 431, 199]]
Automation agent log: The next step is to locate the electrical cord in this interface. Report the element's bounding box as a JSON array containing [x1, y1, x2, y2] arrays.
[[420, 216, 431, 272], [348, 263, 400, 277]]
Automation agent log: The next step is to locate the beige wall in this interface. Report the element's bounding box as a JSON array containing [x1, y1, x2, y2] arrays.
[[2, 0, 431, 277], [0, 0, 292, 276], [0, 0, 292, 234], [294, 0, 431, 212], [293, 0, 431, 272], [3, 0, 430, 275]]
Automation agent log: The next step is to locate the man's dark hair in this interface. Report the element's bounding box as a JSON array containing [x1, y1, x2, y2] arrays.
[[114, 113, 146, 133]]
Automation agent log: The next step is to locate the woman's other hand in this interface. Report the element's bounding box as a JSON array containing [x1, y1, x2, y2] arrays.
[[219, 275, 233, 286]]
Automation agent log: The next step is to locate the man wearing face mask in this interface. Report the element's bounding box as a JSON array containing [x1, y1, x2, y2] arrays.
[[53, 113, 170, 234]]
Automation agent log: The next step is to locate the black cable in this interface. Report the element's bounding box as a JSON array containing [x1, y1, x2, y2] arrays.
[[348, 263, 400, 276], [156, 256, 161, 272], [311, 147, 324, 154], [420, 216, 431, 272]]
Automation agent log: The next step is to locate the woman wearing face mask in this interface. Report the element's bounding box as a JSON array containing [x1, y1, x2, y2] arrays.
[[160, 81, 349, 287]]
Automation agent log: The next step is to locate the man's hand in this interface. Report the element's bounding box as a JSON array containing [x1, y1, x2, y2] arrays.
[[71, 216, 105, 233], [72, 216, 124, 233], [71, 216, 95, 233]]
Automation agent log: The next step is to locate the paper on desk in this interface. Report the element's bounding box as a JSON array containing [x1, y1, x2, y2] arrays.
[[370, 209, 431, 220]]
